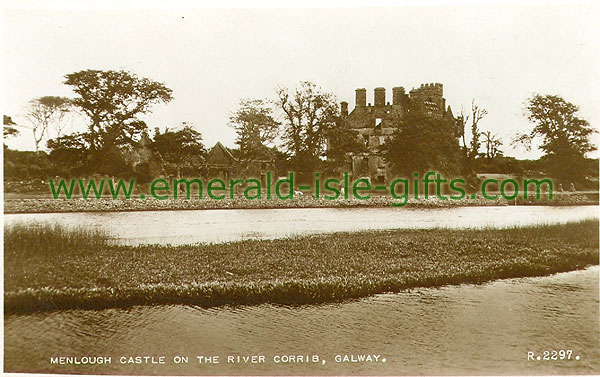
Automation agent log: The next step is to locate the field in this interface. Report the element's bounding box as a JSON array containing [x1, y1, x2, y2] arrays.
[[4, 220, 599, 313]]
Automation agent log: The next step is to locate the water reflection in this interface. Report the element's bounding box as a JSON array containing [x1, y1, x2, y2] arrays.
[[5, 267, 599, 375]]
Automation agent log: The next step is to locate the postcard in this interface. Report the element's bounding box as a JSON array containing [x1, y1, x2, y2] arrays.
[[2, 1, 599, 375]]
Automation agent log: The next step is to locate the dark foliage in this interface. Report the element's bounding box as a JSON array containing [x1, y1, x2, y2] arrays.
[[381, 108, 461, 176]]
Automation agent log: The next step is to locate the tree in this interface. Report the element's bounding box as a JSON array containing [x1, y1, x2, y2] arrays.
[[381, 107, 461, 177], [153, 123, 206, 178], [275, 81, 338, 178], [513, 94, 597, 183], [458, 100, 487, 176], [228, 99, 280, 172], [23, 96, 72, 152], [46, 132, 90, 175], [3, 149, 58, 181], [62, 69, 173, 175], [325, 118, 367, 175], [64, 69, 173, 151], [481, 130, 503, 159], [3, 115, 19, 138]]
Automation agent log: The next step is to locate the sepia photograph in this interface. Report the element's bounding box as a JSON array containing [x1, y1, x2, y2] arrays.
[[2, 1, 599, 375]]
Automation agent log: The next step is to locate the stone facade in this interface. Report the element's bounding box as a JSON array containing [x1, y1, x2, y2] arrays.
[[339, 83, 458, 184]]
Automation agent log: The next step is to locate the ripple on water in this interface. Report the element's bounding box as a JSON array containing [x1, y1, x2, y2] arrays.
[[4, 266, 599, 374]]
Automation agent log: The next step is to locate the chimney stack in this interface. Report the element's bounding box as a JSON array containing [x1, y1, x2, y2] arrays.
[[341, 101, 348, 117], [355, 88, 366, 107], [392, 87, 405, 105], [374, 87, 386, 107]]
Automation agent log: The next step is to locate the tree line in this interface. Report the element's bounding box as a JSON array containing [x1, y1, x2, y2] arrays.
[[3, 69, 598, 187]]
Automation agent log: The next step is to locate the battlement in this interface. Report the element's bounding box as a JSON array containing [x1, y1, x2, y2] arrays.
[[408, 83, 444, 116], [421, 82, 442, 88], [409, 82, 443, 99]]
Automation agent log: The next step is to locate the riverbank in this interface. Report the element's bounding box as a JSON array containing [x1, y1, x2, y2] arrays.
[[3, 191, 598, 213], [4, 220, 598, 314]]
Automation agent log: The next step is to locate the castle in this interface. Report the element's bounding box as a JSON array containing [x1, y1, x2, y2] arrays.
[[339, 83, 459, 184]]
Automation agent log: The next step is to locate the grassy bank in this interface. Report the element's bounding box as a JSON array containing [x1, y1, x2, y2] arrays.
[[4, 220, 599, 313], [4, 191, 599, 214]]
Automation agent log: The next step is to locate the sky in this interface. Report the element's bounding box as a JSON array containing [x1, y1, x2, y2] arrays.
[[3, 2, 600, 159]]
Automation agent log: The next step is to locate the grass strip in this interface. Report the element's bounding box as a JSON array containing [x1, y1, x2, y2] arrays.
[[4, 220, 598, 314]]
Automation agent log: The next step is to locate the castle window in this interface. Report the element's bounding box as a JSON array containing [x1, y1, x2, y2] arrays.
[[375, 118, 382, 129]]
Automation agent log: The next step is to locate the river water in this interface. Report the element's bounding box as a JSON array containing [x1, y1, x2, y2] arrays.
[[4, 205, 598, 245], [4, 206, 599, 374], [4, 267, 599, 375]]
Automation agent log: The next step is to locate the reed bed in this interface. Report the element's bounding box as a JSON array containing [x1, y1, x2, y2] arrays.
[[4, 220, 598, 313], [4, 222, 110, 258]]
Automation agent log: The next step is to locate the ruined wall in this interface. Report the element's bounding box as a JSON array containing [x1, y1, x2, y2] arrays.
[[339, 83, 455, 183]]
